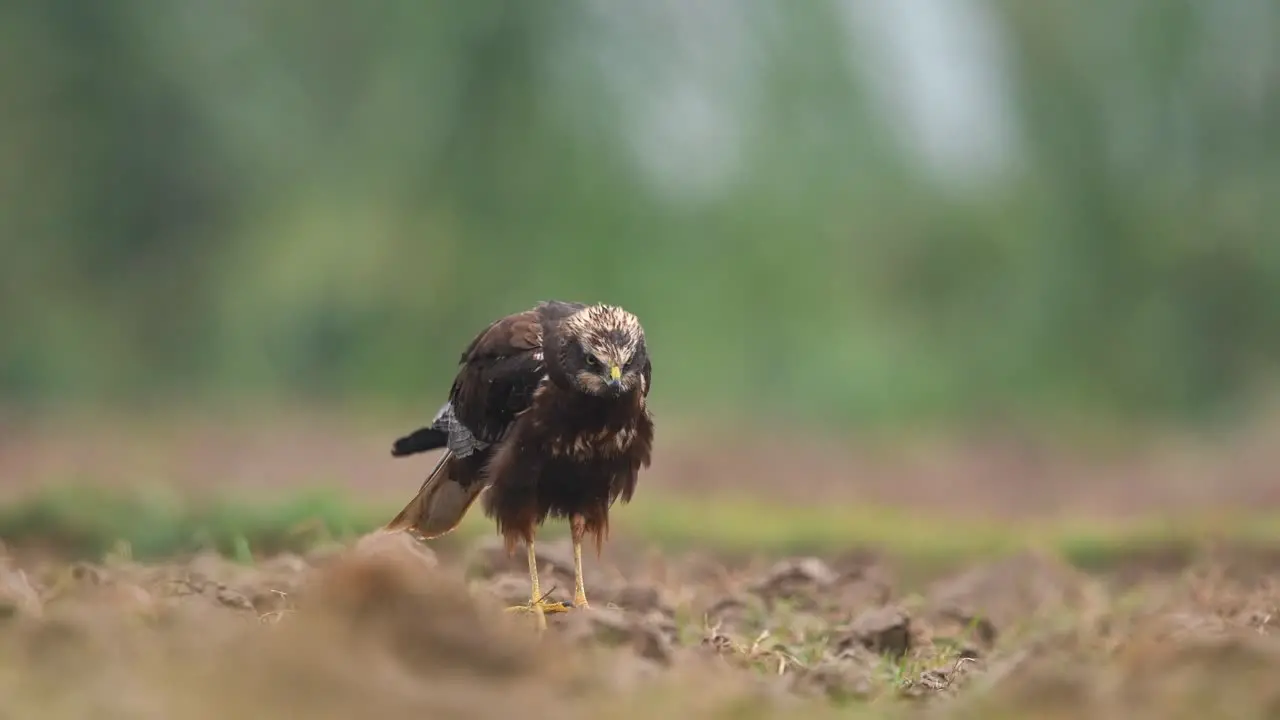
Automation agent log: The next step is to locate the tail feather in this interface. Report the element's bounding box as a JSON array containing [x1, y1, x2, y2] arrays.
[[384, 450, 487, 539], [391, 426, 449, 457]]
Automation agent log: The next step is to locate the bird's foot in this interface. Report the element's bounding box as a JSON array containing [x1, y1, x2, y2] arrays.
[[504, 599, 572, 616], [505, 598, 571, 631]]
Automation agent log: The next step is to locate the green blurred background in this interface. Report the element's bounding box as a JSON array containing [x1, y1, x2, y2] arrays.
[[3, 0, 1279, 434], [3, 1, 1279, 433], [1, 0, 1280, 562]]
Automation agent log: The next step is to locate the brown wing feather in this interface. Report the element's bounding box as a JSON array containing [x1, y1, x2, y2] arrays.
[[385, 304, 575, 538], [384, 450, 487, 538], [447, 308, 548, 445]]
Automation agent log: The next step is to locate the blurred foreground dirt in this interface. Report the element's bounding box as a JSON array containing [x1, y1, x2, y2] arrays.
[[2, 531, 1280, 718]]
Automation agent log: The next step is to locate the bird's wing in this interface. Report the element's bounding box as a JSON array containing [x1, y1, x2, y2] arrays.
[[531, 299, 588, 323], [384, 448, 487, 538], [392, 303, 587, 460], [444, 308, 550, 453]]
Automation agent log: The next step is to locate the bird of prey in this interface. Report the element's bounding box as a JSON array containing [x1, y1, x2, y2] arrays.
[[383, 300, 654, 629]]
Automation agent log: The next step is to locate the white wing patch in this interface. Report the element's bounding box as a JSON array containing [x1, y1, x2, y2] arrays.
[[430, 401, 490, 458], [430, 358, 548, 458]]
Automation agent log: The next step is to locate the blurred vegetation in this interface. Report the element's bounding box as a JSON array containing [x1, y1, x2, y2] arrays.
[[4, 484, 1279, 572], [2, 1, 1278, 433]]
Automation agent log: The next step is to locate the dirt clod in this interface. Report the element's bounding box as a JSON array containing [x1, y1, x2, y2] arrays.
[[792, 655, 876, 701], [748, 557, 837, 607], [614, 583, 669, 614], [841, 605, 913, 659], [560, 606, 675, 664], [927, 550, 1097, 649]]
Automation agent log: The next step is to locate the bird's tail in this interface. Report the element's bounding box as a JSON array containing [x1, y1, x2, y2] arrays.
[[390, 426, 449, 457], [384, 450, 486, 539]]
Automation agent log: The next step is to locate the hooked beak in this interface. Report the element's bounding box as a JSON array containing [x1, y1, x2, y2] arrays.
[[608, 365, 622, 391]]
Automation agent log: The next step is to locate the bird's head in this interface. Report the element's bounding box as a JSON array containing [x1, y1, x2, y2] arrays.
[[560, 304, 648, 398]]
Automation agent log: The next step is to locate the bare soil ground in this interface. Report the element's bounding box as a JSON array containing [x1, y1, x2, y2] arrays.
[[4, 411, 1280, 716], [3, 530, 1280, 719], [4, 410, 1280, 519]]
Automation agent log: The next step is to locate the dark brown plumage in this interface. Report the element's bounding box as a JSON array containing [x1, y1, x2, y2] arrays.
[[384, 300, 654, 627]]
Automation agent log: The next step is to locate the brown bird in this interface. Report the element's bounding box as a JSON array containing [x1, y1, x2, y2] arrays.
[[384, 300, 654, 629]]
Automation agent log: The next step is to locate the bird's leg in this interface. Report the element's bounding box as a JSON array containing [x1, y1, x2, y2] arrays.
[[571, 514, 590, 609], [504, 537, 570, 630]]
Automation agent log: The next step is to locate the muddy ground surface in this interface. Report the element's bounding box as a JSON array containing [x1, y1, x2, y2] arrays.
[[3, 411, 1280, 519], [3, 531, 1280, 718], [3, 413, 1280, 716]]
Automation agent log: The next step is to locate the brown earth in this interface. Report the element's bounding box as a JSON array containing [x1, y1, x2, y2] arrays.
[[2, 409, 1280, 520], [2, 529, 1280, 718]]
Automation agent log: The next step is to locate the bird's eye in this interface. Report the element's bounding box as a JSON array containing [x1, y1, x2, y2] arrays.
[[584, 355, 601, 369]]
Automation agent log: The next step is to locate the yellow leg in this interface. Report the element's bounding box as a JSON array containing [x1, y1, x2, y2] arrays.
[[571, 514, 590, 609], [572, 537, 589, 609], [504, 538, 569, 630]]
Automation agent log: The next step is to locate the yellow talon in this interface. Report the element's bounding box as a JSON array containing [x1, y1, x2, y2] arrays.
[[507, 540, 572, 630], [505, 600, 571, 615]]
